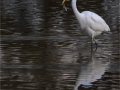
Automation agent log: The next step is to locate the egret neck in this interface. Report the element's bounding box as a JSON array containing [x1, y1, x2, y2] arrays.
[[72, 0, 82, 20]]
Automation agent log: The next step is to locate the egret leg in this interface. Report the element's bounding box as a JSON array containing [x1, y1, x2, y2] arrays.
[[91, 37, 93, 48], [93, 37, 97, 47], [91, 37, 93, 54]]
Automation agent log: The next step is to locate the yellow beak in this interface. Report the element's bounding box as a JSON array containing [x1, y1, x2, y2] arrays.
[[62, 0, 66, 5]]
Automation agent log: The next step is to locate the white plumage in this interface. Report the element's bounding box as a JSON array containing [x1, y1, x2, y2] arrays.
[[75, 11, 110, 37], [62, 0, 110, 47]]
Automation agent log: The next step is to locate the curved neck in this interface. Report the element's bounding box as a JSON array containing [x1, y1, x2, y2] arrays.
[[71, 0, 80, 16]]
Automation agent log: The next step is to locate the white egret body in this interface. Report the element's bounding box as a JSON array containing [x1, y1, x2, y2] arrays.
[[62, 0, 110, 47]]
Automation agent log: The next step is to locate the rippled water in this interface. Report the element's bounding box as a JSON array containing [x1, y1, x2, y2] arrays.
[[1, 0, 119, 90]]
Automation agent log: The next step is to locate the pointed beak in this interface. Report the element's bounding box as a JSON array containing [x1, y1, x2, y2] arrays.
[[62, 0, 67, 11], [62, 0, 66, 5]]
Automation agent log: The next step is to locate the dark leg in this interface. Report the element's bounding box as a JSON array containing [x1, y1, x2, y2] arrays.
[[93, 37, 97, 47], [91, 37, 93, 48], [91, 46, 97, 60], [91, 37, 93, 54]]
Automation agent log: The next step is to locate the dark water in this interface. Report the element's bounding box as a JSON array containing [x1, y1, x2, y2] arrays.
[[1, 0, 119, 90]]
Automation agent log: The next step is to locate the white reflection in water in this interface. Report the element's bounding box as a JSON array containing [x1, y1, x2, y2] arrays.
[[74, 48, 110, 90]]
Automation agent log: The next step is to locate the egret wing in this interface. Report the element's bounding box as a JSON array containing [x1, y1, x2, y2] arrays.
[[82, 11, 109, 32]]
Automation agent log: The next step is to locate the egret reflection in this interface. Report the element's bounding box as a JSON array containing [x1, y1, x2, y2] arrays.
[[74, 47, 110, 90]]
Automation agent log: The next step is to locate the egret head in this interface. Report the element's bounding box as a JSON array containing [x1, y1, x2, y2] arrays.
[[62, 0, 67, 11]]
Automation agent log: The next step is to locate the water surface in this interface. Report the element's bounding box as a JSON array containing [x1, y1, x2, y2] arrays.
[[1, 0, 119, 90]]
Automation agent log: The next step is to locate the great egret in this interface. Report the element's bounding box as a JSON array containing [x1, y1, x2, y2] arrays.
[[62, 0, 110, 47]]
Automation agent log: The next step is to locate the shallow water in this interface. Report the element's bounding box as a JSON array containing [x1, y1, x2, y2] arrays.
[[1, 0, 120, 90]]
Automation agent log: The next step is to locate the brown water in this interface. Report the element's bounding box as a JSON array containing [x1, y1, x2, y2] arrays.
[[1, 0, 120, 90]]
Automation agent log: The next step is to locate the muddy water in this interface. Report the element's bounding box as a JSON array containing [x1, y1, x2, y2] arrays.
[[1, 0, 119, 90]]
